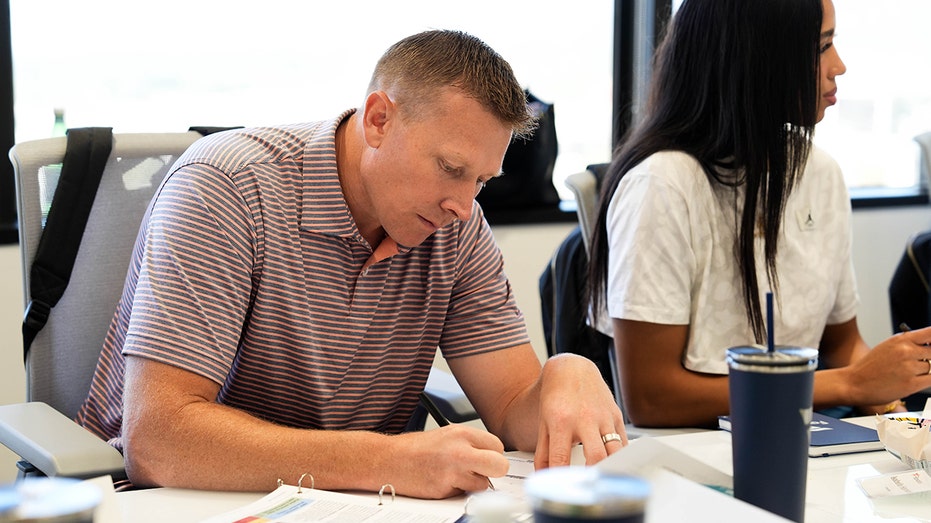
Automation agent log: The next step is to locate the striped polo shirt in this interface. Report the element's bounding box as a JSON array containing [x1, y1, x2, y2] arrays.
[[76, 112, 530, 449]]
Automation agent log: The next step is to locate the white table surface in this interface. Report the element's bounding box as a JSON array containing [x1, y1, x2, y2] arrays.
[[652, 416, 930, 522], [102, 416, 930, 523]]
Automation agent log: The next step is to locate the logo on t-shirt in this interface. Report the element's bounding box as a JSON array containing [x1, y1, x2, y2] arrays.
[[796, 208, 816, 231]]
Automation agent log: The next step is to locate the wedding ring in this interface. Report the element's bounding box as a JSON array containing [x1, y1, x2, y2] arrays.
[[926, 359, 931, 375], [601, 432, 623, 445]]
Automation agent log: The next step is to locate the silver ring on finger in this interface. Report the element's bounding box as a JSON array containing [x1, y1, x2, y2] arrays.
[[601, 432, 623, 445]]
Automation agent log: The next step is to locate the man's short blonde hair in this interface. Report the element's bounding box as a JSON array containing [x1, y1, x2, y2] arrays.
[[368, 30, 537, 139]]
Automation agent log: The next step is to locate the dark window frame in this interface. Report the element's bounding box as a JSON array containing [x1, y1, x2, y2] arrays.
[[0, 0, 16, 243]]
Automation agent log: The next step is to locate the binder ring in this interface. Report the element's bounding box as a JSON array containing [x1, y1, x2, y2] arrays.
[[297, 473, 315, 494], [378, 484, 395, 505]]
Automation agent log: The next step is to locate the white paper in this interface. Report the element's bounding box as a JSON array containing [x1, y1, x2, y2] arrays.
[[197, 484, 464, 523], [492, 455, 533, 501], [857, 469, 931, 499], [86, 475, 118, 523], [195, 455, 541, 523], [597, 436, 734, 491]]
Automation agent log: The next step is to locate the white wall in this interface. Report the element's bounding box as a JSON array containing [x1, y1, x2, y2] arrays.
[[0, 244, 26, 483], [0, 205, 928, 483], [851, 206, 931, 345]]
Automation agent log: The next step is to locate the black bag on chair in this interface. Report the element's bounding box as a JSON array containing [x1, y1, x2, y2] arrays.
[[888, 230, 931, 412], [476, 90, 560, 211], [889, 230, 931, 333]]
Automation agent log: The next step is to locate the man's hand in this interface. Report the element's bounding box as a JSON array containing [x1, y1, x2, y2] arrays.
[[387, 424, 509, 499], [533, 353, 627, 469]]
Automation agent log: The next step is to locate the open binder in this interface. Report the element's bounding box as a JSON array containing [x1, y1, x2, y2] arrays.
[[198, 455, 536, 523], [197, 472, 518, 523]]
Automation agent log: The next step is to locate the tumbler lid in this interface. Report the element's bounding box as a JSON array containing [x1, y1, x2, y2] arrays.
[[726, 345, 818, 372], [525, 467, 649, 518]]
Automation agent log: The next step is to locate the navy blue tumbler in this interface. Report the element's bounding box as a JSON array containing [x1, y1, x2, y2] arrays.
[[727, 345, 817, 523]]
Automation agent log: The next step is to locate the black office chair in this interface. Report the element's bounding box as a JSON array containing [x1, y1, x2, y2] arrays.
[[539, 164, 626, 420]]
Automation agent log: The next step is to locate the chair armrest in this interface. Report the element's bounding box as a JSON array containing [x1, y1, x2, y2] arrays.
[[424, 368, 479, 424], [0, 402, 125, 479]]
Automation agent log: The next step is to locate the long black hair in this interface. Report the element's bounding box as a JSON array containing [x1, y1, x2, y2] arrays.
[[589, 0, 823, 342]]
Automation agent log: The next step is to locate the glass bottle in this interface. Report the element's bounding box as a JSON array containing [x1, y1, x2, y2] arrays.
[[51, 108, 66, 137]]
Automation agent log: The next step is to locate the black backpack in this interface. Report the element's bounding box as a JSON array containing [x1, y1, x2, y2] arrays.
[[476, 90, 560, 212], [887, 230, 931, 411], [888, 230, 931, 333]]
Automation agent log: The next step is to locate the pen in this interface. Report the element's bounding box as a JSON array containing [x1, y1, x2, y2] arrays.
[[419, 391, 452, 428], [418, 391, 496, 491]]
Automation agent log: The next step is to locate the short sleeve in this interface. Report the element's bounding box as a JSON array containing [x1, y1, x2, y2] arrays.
[[123, 164, 257, 384], [604, 160, 696, 326], [439, 203, 530, 358]]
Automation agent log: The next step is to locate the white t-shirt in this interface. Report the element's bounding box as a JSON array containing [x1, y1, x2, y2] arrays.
[[601, 147, 859, 375]]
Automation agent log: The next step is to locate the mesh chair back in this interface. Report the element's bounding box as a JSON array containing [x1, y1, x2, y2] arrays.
[[10, 132, 202, 419], [564, 170, 599, 252], [564, 163, 609, 253]]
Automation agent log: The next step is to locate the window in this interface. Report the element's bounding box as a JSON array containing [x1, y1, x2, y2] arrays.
[[813, 0, 931, 195], [12, 0, 917, 236], [667, 0, 931, 196], [9, 0, 614, 203]]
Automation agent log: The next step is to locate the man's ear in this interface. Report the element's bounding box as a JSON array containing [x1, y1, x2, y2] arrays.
[[361, 91, 394, 148]]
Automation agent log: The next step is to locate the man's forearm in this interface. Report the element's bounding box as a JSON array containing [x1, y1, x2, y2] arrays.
[[124, 398, 397, 492]]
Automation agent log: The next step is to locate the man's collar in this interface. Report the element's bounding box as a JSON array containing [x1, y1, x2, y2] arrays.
[[298, 109, 412, 255]]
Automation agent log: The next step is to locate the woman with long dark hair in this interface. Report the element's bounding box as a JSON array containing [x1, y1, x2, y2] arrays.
[[589, 0, 931, 427]]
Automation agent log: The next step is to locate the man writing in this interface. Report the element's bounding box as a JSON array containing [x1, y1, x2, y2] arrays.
[[76, 29, 625, 498]]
